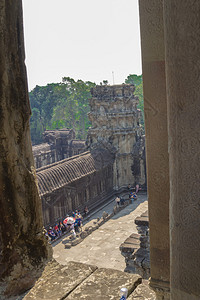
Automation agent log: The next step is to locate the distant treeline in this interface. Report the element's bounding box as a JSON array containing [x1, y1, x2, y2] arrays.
[[29, 75, 144, 145]]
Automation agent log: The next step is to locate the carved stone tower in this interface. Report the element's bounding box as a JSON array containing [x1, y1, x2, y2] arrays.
[[87, 84, 146, 190]]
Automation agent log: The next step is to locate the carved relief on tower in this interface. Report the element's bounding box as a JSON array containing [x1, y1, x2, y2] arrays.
[[87, 84, 146, 189]]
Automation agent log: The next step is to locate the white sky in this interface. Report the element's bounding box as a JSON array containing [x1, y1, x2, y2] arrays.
[[22, 0, 142, 91]]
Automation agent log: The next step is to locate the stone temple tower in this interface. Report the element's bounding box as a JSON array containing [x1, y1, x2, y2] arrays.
[[87, 84, 146, 190]]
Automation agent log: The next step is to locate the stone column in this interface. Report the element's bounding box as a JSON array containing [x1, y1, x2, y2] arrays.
[[163, 2, 200, 299], [0, 1, 51, 297], [139, 1, 170, 299]]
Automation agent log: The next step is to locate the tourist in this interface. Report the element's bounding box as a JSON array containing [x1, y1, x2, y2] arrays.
[[48, 227, 56, 241], [70, 223, 76, 239], [133, 193, 137, 200], [58, 221, 65, 234], [115, 196, 120, 207], [136, 184, 139, 194], [74, 218, 80, 233], [54, 223, 61, 237], [84, 206, 89, 217], [120, 196, 125, 206]]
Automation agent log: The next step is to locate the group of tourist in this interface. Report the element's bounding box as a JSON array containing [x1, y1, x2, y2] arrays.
[[46, 210, 83, 242], [129, 191, 137, 202], [128, 183, 141, 202]]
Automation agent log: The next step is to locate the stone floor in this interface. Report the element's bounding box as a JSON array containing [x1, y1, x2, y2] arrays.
[[53, 194, 148, 271], [20, 193, 157, 300]]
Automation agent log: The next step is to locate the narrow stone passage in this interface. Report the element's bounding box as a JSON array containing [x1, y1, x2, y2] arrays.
[[53, 194, 148, 271]]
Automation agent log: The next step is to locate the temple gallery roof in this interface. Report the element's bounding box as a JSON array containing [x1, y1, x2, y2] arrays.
[[32, 143, 52, 155], [36, 151, 99, 197]]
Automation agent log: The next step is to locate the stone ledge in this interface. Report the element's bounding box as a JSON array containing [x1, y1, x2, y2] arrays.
[[135, 210, 149, 227], [24, 260, 97, 300], [66, 267, 142, 299], [23, 261, 142, 300]]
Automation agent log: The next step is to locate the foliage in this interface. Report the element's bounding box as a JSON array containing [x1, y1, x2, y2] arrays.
[[125, 74, 144, 128], [29, 78, 95, 145], [29, 75, 144, 145]]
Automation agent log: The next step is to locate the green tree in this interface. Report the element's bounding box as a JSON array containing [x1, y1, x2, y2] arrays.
[[29, 78, 95, 144], [125, 74, 144, 128]]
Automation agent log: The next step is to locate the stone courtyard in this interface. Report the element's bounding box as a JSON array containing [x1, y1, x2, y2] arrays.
[[53, 194, 148, 271]]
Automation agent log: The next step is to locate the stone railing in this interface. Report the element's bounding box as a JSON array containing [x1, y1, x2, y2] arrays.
[[120, 210, 150, 279]]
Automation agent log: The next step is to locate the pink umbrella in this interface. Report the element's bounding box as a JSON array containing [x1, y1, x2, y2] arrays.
[[63, 217, 75, 225]]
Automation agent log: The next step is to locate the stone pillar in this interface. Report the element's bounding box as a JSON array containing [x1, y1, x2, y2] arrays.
[[163, 2, 200, 299], [0, 1, 51, 297], [139, 1, 170, 299]]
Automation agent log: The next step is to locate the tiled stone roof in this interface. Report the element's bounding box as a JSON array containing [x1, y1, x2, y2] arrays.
[[36, 152, 96, 196]]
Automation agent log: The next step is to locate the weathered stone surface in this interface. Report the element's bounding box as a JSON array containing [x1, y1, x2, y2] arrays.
[[24, 261, 97, 300], [67, 268, 142, 299], [120, 243, 139, 253], [71, 237, 82, 246], [139, 0, 170, 296], [164, 2, 200, 299], [33, 129, 86, 169], [0, 1, 51, 297], [135, 211, 149, 227], [80, 231, 88, 239], [129, 233, 140, 239], [65, 243, 72, 249], [124, 238, 140, 246], [121, 210, 150, 279], [128, 280, 156, 299]]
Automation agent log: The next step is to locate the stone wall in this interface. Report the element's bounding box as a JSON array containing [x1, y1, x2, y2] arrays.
[[36, 151, 115, 226], [87, 84, 146, 190], [0, 1, 51, 297], [33, 129, 86, 169]]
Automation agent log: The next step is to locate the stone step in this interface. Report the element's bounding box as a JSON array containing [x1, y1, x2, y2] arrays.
[[128, 280, 156, 299], [124, 237, 141, 245], [120, 242, 140, 253]]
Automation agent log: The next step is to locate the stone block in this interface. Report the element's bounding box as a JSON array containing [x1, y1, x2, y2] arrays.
[[97, 219, 105, 226], [130, 233, 140, 240], [128, 280, 156, 300], [65, 243, 72, 249], [124, 237, 140, 246], [80, 231, 88, 239], [84, 226, 93, 234], [67, 268, 142, 299], [24, 261, 97, 300], [135, 216, 149, 227], [71, 237, 82, 246], [92, 224, 99, 230], [120, 243, 139, 253]]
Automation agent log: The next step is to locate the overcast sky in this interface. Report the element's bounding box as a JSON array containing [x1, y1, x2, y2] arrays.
[[22, 0, 142, 91]]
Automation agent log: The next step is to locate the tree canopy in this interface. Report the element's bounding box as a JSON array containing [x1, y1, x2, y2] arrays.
[[29, 75, 144, 145], [29, 77, 95, 145], [125, 74, 144, 128]]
